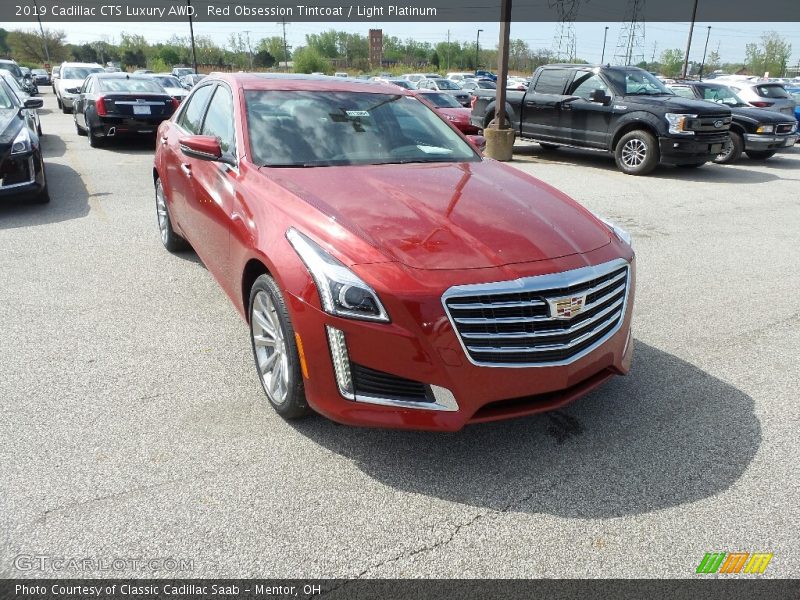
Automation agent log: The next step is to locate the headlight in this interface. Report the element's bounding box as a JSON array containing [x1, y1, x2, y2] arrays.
[[287, 228, 390, 322], [592, 212, 632, 247], [755, 124, 775, 134], [665, 113, 696, 135], [10, 127, 32, 155]]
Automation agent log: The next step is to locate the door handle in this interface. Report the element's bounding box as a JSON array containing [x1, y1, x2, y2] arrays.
[[180, 163, 192, 177]]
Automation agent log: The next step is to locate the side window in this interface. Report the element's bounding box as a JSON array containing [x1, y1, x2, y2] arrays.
[[178, 84, 214, 134], [201, 86, 236, 155], [534, 69, 571, 95], [671, 87, 696, 99], [82, 78, 92, 94], [569, 73, 609, 99]]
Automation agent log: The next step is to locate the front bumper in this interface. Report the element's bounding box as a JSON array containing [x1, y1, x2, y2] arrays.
[[743, 133, 798, 150], [658, 133, 729, 165], [285, 246, 636, 431], [0, 151, 46, 200], [60, 94, 77, 108]]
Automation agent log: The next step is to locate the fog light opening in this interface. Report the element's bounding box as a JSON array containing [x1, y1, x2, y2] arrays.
[[295, 333, 310, 380], [326, 326, 354, 399]]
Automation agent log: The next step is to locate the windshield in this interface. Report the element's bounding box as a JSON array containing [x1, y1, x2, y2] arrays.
[[153, 76, 181, 88], [700, 85, 747, 106], [605, 69, 673, 96], [433, 79, 460, 90], [420, 92, 462, 108], [245, 90, 478, 167], [388, 80, 414, 89], [479, 80, 497, 89], [99, 78, 164, 93], [173, 68, 194, 77], [0, 81, 16, 108], [63, 67, 104, 79], [0, 62, 23, 78], [32, 69, 47, 76], [1, 74, 25, 99]]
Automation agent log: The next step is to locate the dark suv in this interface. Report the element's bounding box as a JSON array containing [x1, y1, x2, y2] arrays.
[[471, 65, 733, 175]]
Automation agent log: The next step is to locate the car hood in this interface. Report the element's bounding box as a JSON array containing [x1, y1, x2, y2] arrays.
[[624, 94, 732, 114], [264, 160, 611, 270], [729, 105, 796, 123], [436, 107, 471, 121], [0, 109, 23, 161]]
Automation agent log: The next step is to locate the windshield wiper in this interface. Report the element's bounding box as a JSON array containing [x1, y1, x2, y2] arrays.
[[262, 163, 318, 168]]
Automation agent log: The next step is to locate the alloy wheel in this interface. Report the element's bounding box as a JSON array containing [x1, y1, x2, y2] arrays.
[[155, 180, 169, 245], [251, 290, 289, 406], [621, 138, 647, 168]]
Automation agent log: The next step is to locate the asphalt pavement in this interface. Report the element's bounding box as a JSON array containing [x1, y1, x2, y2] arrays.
[[1, 90, 798, 579]]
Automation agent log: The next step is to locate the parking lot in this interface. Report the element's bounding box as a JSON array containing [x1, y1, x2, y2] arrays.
[[1, 89, 799, 579]]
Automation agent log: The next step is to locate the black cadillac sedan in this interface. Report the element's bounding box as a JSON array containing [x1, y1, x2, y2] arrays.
[[0, 78, 48, 203], [72, 73, 180, 147]]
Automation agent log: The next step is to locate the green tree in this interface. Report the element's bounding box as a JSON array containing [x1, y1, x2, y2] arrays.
[[7, 28, 69, 64], [292, 46, 331, 74], [659, 48, 685, 77], [253, 50, 275, 68], [257, 36, 290, 64], [0, 28, 10, 55], [759, 31, 792, 76]]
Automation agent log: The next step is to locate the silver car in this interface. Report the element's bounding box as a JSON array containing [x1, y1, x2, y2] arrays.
[[725, 81, 796, 117], [415, 77, 471, 107]]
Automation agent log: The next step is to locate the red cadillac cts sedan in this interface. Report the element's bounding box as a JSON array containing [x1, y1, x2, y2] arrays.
[[153, 74, 636, 431]]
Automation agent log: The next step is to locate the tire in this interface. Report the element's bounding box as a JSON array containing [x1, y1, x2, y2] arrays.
[[614, 130, 659, 175], [37, 123, 42, 137], [155, 177, 189, 252], [714, 131, 743, 164], [61, 103, 71, 114], [33, 185, 50, 204], [249, 274, 309, 420], [88, 126, 104, 147], [539, 143, 560, 151], [75, 117, 87, 136], [745, 149, 777, 160], [56, 96, 62, 109]]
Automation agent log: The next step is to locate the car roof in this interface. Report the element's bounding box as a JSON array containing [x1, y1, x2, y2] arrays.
[[212, 73, 410, 95]]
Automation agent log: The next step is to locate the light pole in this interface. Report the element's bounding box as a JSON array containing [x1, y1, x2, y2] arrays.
[[699, 26, 711, 80], [475, 29, 483, 73], [600, 26, 609, 64], [32, 0, 50, 65], [681, 0, 699, 79]]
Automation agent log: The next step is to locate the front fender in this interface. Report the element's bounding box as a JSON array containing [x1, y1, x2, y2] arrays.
[[611, 111, 665, 148]]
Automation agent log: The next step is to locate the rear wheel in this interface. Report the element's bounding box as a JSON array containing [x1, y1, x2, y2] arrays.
[[56, 96, 62, 109], [74, 116, 87, 136], [614, 130, 659, 175], [249, 275, 309, 420], [61, 102, 71, 114], [745, 149, 777, 160], [714, 131, 743, 164], [88, 126, 104, 148], [155, 177, 189, 252]]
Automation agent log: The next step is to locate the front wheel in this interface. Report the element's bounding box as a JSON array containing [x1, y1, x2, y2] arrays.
[[745, 149, 777, 160], [714, 131, 743, 164], [249, 275, 309, 420], [615, 130, 659, 175]]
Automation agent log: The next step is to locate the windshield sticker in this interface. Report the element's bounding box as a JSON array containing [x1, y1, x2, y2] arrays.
[[345, 110, 370, 117]]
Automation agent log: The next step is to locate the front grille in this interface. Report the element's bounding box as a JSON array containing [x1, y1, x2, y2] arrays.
[[351, 363, 430, 402], [689, 114, 731, 136], [777, 123, 796, 135], [443, 259, 630, 367], [0, 156, 34, 188]]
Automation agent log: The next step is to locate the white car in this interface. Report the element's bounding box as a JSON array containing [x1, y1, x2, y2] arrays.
[[402, 73, 427, 84], [56, 62, 104, 113], [150, 74, 188, 102], [446, 72, 476, 82]]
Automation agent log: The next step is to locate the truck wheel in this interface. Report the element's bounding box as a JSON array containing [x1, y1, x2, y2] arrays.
[[539, 143, 560, 151], [745, 149, 777, 160], [714, 132, 743, 164], [615, 130, 659, 175]]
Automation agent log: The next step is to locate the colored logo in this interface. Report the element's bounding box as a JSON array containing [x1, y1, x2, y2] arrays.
[[548, 294, 586, 319], [696, 552, 773, 574]]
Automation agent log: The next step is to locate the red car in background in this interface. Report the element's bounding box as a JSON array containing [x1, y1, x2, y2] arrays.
[[153, 74, 635, 431], [414, 89, 480, 135]]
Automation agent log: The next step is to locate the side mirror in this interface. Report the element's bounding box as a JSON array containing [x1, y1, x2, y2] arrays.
[[179, 135, 223, 162], [466, 134, 486, 154], [23, 97, 44, 109], [65, 87, 80, 94], [589, 89, 611, 104], [23, 73, 32, 80]]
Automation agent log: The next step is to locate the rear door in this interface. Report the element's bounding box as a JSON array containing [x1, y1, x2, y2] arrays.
[[184, 83, 239, 279], [521, 67, 571, 141], [162, 83, 215, 234], [561, 70, 614, 148]]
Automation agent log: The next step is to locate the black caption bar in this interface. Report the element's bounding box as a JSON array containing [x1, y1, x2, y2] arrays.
[[3, 0, 799, 22], [2, 580, 800, 600]]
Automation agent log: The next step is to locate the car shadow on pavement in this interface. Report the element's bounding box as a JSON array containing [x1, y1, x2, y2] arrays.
[[41, 133, 67, 158], [99, 136, 158, 155], [0, 163, 89, 230], [291, 341, 760, 518], [512, 145, 781, 184]]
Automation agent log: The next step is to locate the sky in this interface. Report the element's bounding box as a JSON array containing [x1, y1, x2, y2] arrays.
[[7, 20, 800, 67]]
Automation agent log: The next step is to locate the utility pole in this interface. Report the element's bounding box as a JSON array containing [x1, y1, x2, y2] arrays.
[[495, 1, 512, 130], [281, 18, 290, 71], [681, 0, 699, 79], [244, 30, 253, 69], [32, 0, 50, 64], [475, 29, 483, 73], [651, 41, 658, 64], [698, 26, 711, 80], [187, 0, 198, 74], [600, 26, 609, 64]]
